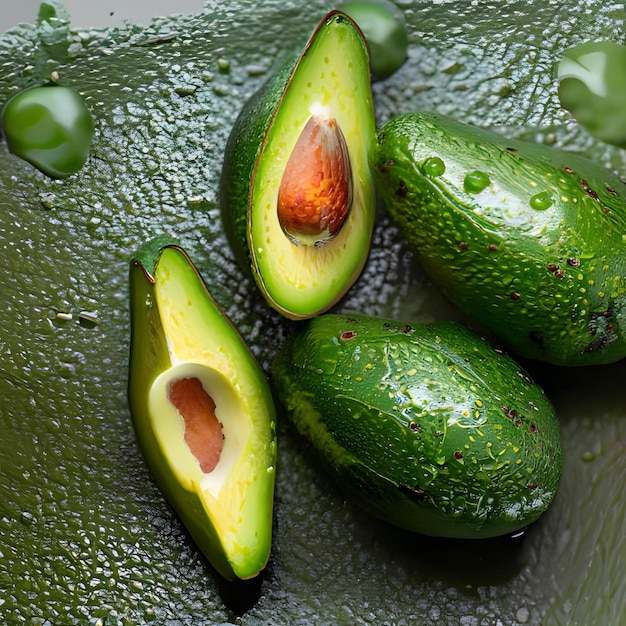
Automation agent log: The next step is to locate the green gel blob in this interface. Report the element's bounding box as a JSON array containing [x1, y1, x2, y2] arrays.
[[1, 84, 94, 178], [422, 156, 446, 177], [558, 40, 626, 148], [464, 170, 491, 193], [530, 190, 554, 210], [339, 0, 409, 80]]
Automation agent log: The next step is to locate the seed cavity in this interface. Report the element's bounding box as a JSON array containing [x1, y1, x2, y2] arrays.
[[168, 377, 224, 473], [277, 115, 353, 246]]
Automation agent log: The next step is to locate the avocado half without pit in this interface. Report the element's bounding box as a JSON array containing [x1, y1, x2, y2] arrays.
[[128, 237, 277, 581], [220, 10, 377, 319]]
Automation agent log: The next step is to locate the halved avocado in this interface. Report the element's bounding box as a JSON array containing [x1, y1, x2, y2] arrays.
[[128, 237, 277, 580], [220, 10, 377, 319]]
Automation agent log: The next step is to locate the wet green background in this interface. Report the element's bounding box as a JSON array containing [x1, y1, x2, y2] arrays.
[[0, 1, 624, 624]]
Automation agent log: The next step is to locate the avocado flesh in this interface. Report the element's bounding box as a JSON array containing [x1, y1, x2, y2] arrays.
[[222, 11, 377, 319], [1, 1, 625, 624], [128, 239, 276, 580]]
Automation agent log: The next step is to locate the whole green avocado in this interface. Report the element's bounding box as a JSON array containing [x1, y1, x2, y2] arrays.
[[272, 313, 562, 539], [373, 111, 626, 366]]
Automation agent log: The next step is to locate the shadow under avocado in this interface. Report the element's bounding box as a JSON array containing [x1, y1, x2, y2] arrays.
[[345, 498, 530, 588], [214, 568, 265, 616]]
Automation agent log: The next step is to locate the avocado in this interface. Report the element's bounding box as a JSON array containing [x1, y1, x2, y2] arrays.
[[128, 237, 277, 580], [2, 2, 626, 623], [272, 313, 562, 539], [373, 111, 626, 365], [220, 10, 377, 319]]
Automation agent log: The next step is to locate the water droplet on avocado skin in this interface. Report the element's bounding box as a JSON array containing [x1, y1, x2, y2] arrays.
[[530, 190, 553, 210], [421, 156, 446, 177], [464, 170, 491, 193]]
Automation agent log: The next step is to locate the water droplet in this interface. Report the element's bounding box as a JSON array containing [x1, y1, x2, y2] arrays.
[[421, 156, 445, 177], [530, 190, 553, 210], [463, 170, 490, 193]]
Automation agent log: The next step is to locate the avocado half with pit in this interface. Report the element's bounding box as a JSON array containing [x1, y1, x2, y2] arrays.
[[220, 10, 377, 319], [128, 237, 277, 581]]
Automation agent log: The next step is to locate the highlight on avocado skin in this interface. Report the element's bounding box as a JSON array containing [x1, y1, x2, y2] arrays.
[[220, 10, 377, 320], [558, 40, 626, 149], [373, 111, 626, 366], [128, 236, 277, 581], [272, 313, 562, 539], [1, 84, 94, 178], [338, 0, 409, 80]]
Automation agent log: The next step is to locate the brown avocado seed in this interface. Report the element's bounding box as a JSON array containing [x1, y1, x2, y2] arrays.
[[277, 115, 353, 246]]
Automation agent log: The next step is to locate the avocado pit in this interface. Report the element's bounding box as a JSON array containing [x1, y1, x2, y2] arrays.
[[277, 114, 353, 246], [168, 377, 224, 473]]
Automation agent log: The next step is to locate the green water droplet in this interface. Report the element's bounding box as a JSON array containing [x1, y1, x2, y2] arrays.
[[464, 170, 491, 193], [558, 40, 626, 148], [530, 190, 554, 210], [421, 156, 446, 177], [1, 84, 94, 179]]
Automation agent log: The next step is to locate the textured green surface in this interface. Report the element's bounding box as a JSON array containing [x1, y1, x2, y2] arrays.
[[0, 1, 624, 624], [272, 314, 562, 538]]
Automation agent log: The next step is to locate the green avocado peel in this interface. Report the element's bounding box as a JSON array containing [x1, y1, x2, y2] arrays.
[[272, 313, 562, 539], [220, 10, 377, 319], [374, 111, 626, 366], [128, 237, 277, 580]]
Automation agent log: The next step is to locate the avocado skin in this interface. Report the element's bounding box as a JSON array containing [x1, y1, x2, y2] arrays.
[[373, 112, 626, 366], [220, 58, 294, 274], [272, 313, 562, 539]]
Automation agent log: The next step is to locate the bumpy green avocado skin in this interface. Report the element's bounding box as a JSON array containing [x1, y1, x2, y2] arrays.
[[374, 112, 626, 366], [272, 313, 562, 539]]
